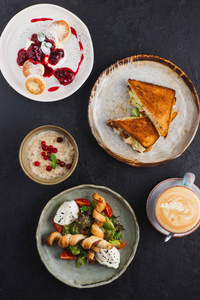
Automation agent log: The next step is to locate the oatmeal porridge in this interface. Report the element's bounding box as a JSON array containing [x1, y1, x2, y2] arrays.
[[26, 130, 74, 179]]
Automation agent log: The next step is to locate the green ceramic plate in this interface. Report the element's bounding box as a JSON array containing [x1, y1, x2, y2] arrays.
[[36, 184, 140, 288]]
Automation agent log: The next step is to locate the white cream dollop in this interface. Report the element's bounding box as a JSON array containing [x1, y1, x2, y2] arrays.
[[95, 247, 120, 269], [41, 41, 52, 55], [37, 31, 45, 42], [54, 201, 79, 226]]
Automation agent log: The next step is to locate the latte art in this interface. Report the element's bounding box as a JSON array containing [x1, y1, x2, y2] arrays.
[[155, 186, 200, 233]]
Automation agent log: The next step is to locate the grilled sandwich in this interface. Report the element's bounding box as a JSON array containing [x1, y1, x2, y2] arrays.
[[127, 79, 177, 137], [107, 116, 159, 153]]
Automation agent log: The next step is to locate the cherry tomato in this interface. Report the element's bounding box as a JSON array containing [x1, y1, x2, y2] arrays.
[[103, 203, 113, 217], [75, 198, 90, 207], [116, 241, 126, 250], [61, 251, 77, 260], [52, 218, 63, 233]]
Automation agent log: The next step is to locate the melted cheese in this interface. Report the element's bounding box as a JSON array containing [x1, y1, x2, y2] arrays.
[[113, 127, 145, 153]]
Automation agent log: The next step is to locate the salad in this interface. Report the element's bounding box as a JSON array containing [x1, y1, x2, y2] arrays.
[[46, 193, 126, 268]]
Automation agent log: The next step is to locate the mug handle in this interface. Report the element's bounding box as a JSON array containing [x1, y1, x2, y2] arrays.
[[181, 172, 195, 187]]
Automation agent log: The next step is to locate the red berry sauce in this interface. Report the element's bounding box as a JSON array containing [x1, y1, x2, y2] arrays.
[[31, 18, 53, 23], [54, 68, 75, 86], [31, 33, 39, 43], [43, 63, 54, 77], [79, 41, 83, 51], [17, 24, 84, 90], [27, 43, 45, 63], [17, 49, 29, 66], [48, 86, 59, 92], [71, 27, 77, 38], [49, 49, 64, 65]]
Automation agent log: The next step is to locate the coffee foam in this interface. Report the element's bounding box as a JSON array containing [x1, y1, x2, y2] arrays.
[[155, 186, 200, 233]]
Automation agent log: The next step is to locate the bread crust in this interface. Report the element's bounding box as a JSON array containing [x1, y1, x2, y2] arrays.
[[128, 79, 175, 137], [46, 232, 62, 246], [91, 193, 106, 238], [107, 117, 159, 149], [46, 232, 113, 251]]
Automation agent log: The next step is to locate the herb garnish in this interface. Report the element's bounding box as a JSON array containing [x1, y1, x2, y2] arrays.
[[80, 206, 92, 212], [50, 153, 58, 169]]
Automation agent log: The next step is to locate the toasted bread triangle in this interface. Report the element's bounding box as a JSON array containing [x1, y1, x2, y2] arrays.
[[107, 116, 159, 149], [128, 79, 175, 137]]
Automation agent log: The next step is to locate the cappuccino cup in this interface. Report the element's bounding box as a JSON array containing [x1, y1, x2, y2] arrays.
[[155, 173, 200, 234]]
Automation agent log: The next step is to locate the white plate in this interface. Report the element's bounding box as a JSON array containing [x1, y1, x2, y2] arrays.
[[0, 4, 94, 102], [146, 178, 200, 237], [88, 55, 200, 167]]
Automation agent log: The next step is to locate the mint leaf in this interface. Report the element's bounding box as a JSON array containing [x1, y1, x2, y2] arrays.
[[50, 153, 57, 161], [51, 161, 56, 169]]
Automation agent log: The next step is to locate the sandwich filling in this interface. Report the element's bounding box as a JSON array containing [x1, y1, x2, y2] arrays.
[[112, 124, 146, 153], [128, 89, 146, 117]]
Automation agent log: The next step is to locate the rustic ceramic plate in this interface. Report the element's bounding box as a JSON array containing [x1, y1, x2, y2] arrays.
[[19, 125, 78, 185], [36, 185, 139, 288], [88, 55, 200, 167], [0, 4, 94, 102]]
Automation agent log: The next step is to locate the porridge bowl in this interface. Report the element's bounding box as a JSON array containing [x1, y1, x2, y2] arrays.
[[19, 125, 78, 185]]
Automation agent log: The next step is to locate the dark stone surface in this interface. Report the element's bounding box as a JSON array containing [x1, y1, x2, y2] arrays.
[[1, 0, 200, 299]]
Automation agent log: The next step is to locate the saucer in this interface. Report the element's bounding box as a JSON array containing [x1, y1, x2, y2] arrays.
[[146, 178, 200, 237]]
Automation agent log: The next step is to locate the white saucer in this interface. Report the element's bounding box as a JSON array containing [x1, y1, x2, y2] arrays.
[[146, 178, 200, 237], [0, 4, 94, 102]]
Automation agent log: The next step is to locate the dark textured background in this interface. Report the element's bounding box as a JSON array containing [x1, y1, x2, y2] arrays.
[[1, 0, 200, 299]]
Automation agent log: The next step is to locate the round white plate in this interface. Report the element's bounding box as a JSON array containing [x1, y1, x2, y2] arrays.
[[146, 178, 200, 237], [88, 55, 200, 167], [36, 184, 139, 288], [0, 4, 94, 102]]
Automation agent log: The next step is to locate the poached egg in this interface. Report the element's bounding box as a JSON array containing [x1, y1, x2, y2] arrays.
[[54, 201, 79, 226], [95, 246, 120, 269]]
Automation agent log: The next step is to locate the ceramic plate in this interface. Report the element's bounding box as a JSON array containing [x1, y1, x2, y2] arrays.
[[146, 178, 200, 237], [36, 184, 139, 288], [88, 55, 200, 167], [0, 4, 94, 102]]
